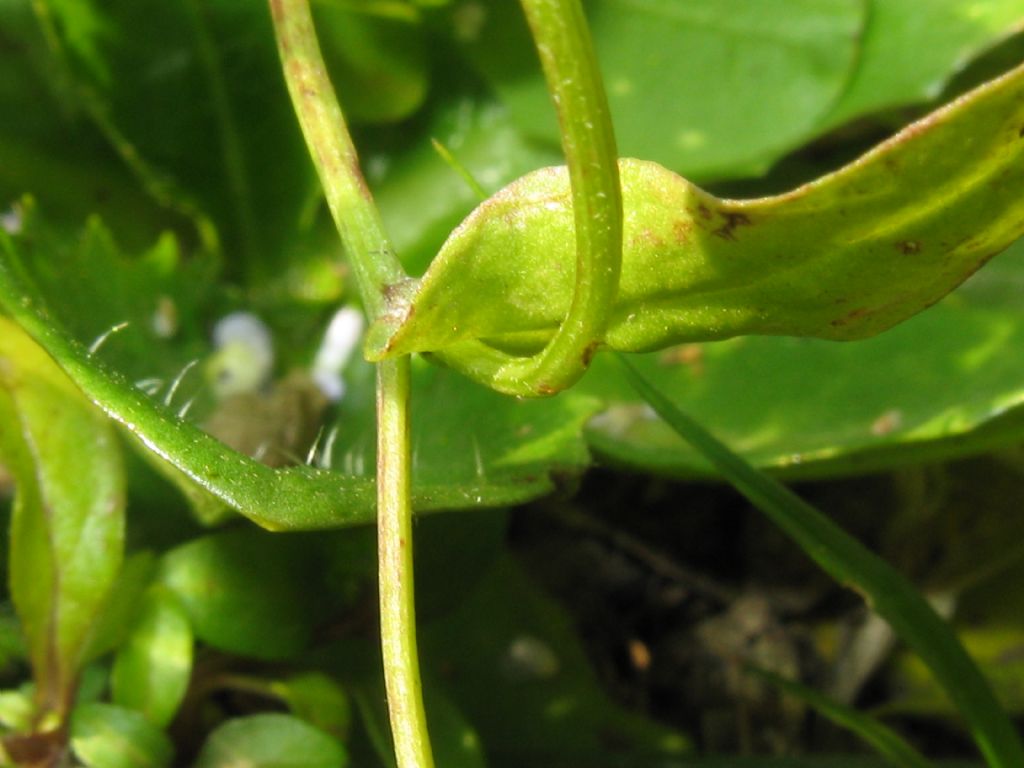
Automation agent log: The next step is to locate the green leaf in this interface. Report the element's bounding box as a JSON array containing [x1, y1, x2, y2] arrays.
[[270, 673, 352, 741], [368, 95, 561, 274], [0, 687, 36, 733], [370, 62, 1024, 394], [37, 0, 314, 281], [111, 588, 193, 728], [821, 0, 1024, 129], [620, 357, 1024, 768], [0, 317, 124, 717], [327, 356, 597, 491], [194, 713, 348, 768], [157, 528, 323, 660], [314, 3, 428, 124], [83, 552, 158, 663], [886, 549, 1024, 718], [581, 238, 1024, 476], [0, 227, 600, 528], [453, 0, 864, 179], [888, 624, 1024, 719], [70, 702, 173, 768], [7, 200, 216, 383], [0, 608, 27, 671], [0, 2, 189, 249]]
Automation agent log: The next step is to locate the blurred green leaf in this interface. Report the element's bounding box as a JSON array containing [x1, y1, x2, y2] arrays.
[[270, 673, 352, 742], [83, 552, 158, 663], [194, 713, 347, 768], [0, 1, 190, 249], [888, 622, 1024, 719], [0, 317, 124, 717], [37, 0, 315, 281], [821, 0, 1024, 129], [582, 236, 1024, 477], [157, 528, 324, 660], [0, 609, 27, 671], [70, 702, 173, 768], [111, 588, 193, 728], [372, 63, 1024, 393], [452, 0, 864, 179], [884, 549, 1024, 717], [0, 688, 35, 733], [315, 3, 428, 123]]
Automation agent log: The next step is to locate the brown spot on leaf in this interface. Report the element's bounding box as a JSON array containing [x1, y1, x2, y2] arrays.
[[672, 219, 692, 243], [633, 228, 665, 250], [830, 307, 871, 328], [713, 212, 752, 241], [696, 203, 713, 220], [536, 383, 557, 396], [581, 341, 601, 367], [871, 409, 903, 437], [898, 240, 921, 254]]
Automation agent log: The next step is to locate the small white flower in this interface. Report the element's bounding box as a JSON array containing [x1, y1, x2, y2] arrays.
[[207, 312, 274, 397], [312, 307, 365, 402]]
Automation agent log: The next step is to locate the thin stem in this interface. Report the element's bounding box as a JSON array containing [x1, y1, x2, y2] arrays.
[[495, 0, 622, 395], [377, 356, 434, 768], [268, 0, 406, 318], [430, 0, 622, 397], [269, 4, 434, 767]]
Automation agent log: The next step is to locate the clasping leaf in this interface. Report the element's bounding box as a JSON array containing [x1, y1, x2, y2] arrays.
[[369, 62, 1024, 394]]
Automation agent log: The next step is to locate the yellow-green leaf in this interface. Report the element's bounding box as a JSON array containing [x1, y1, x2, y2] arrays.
[[370, 62, 1024, 394], [0, 317, 124, 717]]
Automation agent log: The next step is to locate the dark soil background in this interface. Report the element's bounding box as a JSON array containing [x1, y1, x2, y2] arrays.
[[508, 458, 1024, 758]]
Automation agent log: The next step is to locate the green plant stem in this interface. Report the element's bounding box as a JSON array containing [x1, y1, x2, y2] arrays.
[[377, 356, 433, 768], [449, 0, 621, 396], [269, 3, 434, 767], [268, 0, 406, 318]]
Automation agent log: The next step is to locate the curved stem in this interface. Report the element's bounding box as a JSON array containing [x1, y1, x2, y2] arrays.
[[268, 0, 406, 318], [494, 0, 622, 395], [377, 356, 434, 768]]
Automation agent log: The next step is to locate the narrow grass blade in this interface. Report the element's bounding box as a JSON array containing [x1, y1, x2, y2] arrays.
[[619, 356, 1024, 768], [747, 666, 931, 768]]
